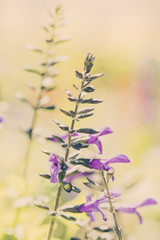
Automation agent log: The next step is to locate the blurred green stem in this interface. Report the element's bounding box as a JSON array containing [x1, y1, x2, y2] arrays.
[[46, 79, 85, 240], [100, 163, 122, 240]]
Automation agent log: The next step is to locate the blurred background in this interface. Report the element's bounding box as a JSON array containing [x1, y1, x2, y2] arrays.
[[0, 0, 160, 239]]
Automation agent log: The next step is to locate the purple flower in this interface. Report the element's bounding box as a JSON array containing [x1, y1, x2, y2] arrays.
[[88, 154, 130, 172], [88, 127, 113, 154], [118, 198, 157, 224], [78, 192, 120, 222], [0, 117, 4, 123], [49, 153, 61, 183]]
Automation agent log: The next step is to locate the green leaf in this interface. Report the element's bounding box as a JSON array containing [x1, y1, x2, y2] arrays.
[[60, 213, 77, 221], [70, 159, 91, 168], [27, 44, 43, 53], [39, 174, 51, 179], [78, 113, 93, 119], [73, 84, 79, 90], [41, 150, 52, 155], [40, 105, 55, 110], [77, 128, 99, 134], [71, 142, 89, 150], [54, 119, 69, 131], [83, 86, 95, 92], [34, 202, 50, 210], [63, 206, 81, 213], [77, 107, 95, 114], [86, 73, 104, 81], [83, 177, 104, 192], [60, 108, 71, 117], [75, 71, 83, 80], [55, 36, 70, 44], [93, 227, 113, 232], [51, 135, 65, 143], [81, 98, 103, 104], [23, 67, 43, 76], [68, 152, 79, 160], [68, 97, 77, 102]]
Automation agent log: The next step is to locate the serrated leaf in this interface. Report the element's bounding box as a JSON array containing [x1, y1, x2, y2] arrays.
[[78, 113, 93, 119], [60, 213, 77, 221], [60, 109, 71, 117], [86, 73, 104, 81], [81, 98, 103, 104], [39, 174, 51, 179], [77, 107, 95, 114], [77, 128, 99, 134], [75, 71, 83, 80], [83, 86, 95, 92], [34, 202, 50, 210]]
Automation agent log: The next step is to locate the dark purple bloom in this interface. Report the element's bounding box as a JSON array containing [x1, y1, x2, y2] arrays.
[[88, 127, 113, 154], [78, 192, 120, 222], [88, 154, 130, 172], [49, 153, 60, 183], [118, 198, 157, 224]]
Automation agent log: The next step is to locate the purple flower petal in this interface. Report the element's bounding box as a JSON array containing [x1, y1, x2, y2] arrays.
[[94, 139, 102, 154], [118, 198, 157, 224], [0, 117, 4, 123], [103, 154, 130, 165], [136, 198, 157, 208], [91, 127, 113, 138], [49, 153, 60, 183]]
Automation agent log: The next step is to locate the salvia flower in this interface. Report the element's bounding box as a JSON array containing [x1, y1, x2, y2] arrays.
[[88, 154, 130, 172], [118, 198, 157, 224], [49, 153, 60, 183], [88, 127, 113, 154], [77, 192, 121, 222]]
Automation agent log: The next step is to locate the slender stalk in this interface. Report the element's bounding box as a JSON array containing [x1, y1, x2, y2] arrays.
[[46, 79, 85, 240], [100, 163, 122, 240]]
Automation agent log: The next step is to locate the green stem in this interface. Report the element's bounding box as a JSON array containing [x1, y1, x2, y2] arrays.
[[46, 79, 85, 240], [100, 163, 122, 240]]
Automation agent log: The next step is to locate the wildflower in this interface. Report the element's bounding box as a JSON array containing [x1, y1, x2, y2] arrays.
[[118, 198, 157, 224], [77, 192, 120, 222], [88, 127, 113, 154], [88, 154, 130, 171], [49, 153, 60, 183]]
